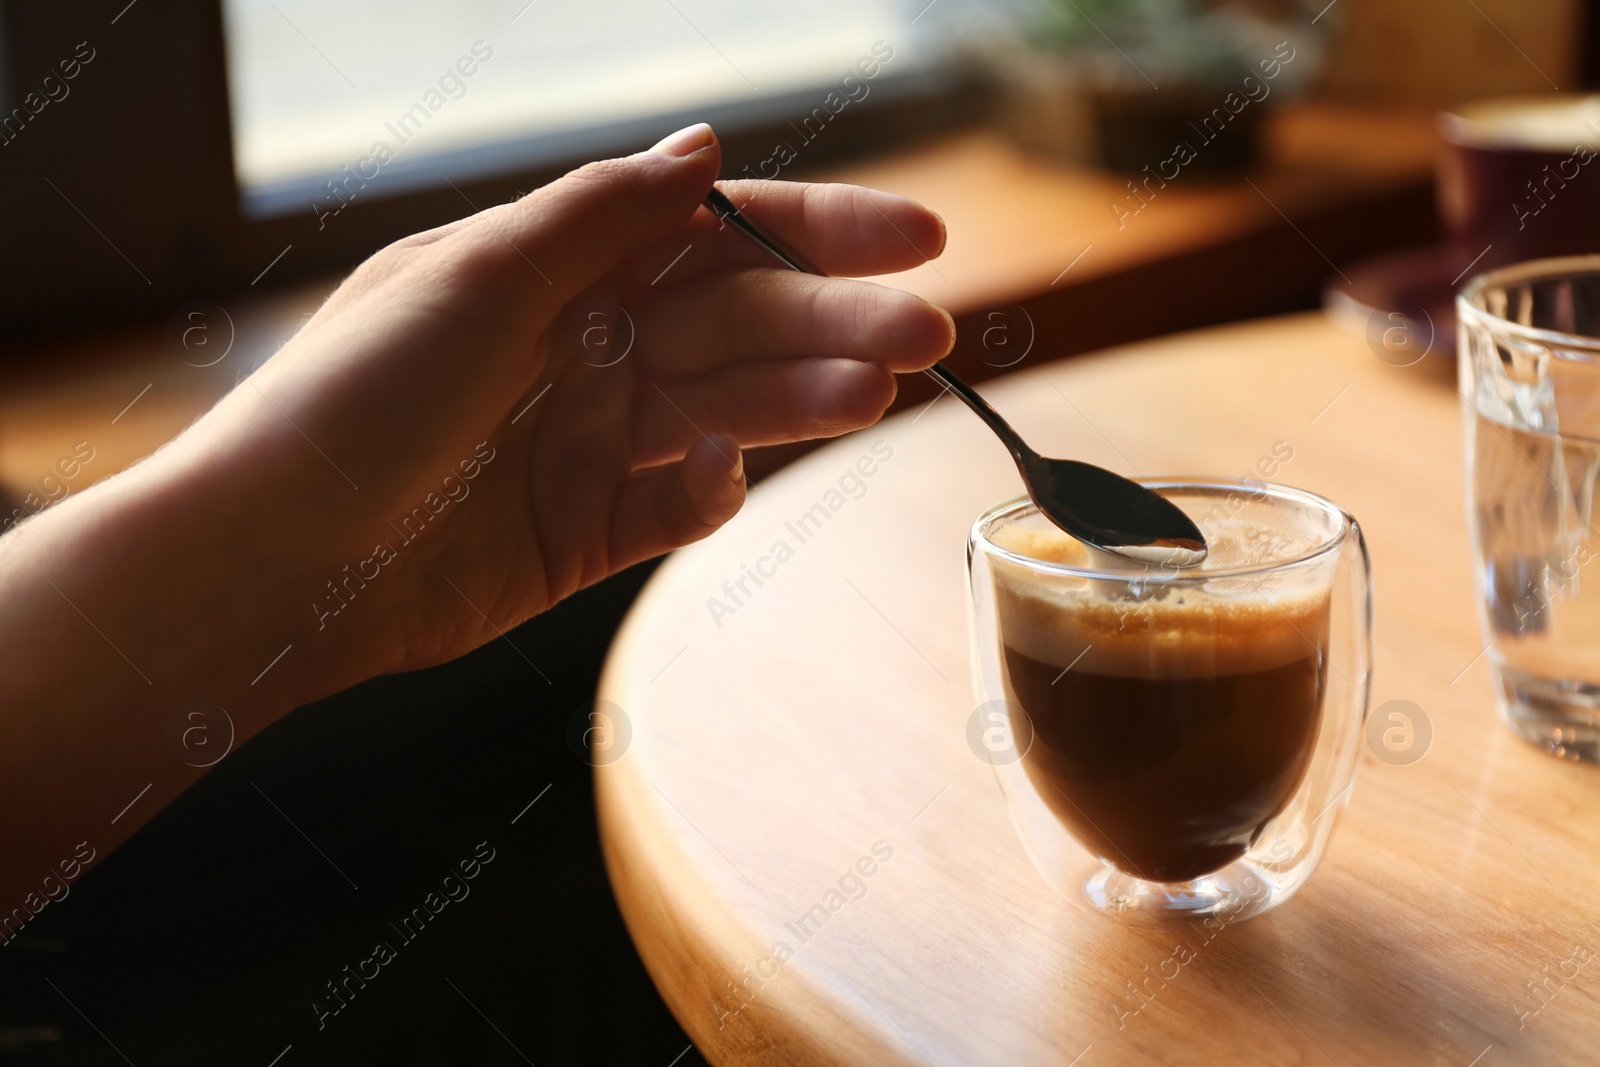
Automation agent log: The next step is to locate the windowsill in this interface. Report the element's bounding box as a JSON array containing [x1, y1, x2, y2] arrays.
[[812, 102, 1438, 313], [1, 102, 1439, 499]]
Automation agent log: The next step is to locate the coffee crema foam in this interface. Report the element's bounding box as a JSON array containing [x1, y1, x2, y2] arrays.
[[989, 520, 1331, 678]]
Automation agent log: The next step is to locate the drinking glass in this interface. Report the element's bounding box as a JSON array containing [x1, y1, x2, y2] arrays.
[[1460, 255, 1600, 761], [966, 480, 1371, 924]]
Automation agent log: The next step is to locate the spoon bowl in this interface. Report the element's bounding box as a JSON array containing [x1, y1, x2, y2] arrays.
[[1020, 454, 1208, 568]]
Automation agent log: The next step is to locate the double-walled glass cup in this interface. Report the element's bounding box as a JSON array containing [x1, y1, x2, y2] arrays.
[[967, 479, 1371, 924]]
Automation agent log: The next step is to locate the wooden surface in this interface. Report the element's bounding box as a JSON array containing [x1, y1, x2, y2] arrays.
[[842, 106, 1436, 314], [0, 288, 318, 507], [1, 105, 1435, 498], [596, 311, 1600, 1066]]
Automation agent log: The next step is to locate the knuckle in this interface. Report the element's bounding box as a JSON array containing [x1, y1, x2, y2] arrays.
[[430, 226, 528, 300], [565, 156, 642, 197], [351, 239, 414, 284], [819, 277, 878, 339], [703, 375, 738, 435], [720, 269, 769, 354], [446, 230, 512, 282], [810, 181, 853, 224]]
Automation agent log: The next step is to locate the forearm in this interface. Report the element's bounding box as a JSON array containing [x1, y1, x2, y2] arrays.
[[0, 447, 343, 913]]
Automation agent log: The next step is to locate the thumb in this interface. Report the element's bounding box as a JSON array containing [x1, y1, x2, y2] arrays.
[[483, 123, 721, 313]]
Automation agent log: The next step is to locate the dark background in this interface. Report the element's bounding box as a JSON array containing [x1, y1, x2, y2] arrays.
[[0, 558, 700, 1066]]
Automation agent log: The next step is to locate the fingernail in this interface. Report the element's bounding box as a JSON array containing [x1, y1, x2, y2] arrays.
[[931, 210, 948, 255], [650, 122, 716, 157], [937, 305, 957, 354]]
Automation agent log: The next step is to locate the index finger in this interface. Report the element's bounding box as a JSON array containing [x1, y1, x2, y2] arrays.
[[623, 180, 947, 289]]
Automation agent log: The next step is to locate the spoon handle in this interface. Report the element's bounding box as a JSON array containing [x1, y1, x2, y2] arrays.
[[704, 187, 1034, 460], [705, 187, 817, 272], [918, 362, 1030, 459]]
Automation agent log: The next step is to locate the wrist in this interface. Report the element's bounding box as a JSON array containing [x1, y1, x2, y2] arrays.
[[0, 444, 360, 892], [0, 446, 357, 736]]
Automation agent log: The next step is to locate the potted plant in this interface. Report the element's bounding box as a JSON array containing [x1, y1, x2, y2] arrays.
[[992, 0, 1319, 173]]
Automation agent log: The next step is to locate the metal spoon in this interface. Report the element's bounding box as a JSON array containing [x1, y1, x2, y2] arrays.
[[704, 187, 1208, 567]]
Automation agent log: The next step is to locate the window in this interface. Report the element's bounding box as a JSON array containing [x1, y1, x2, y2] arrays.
[[224, 0, 954, 215], [0, 0, 978, 334]]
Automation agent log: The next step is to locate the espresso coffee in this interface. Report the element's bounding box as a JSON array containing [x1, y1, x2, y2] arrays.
[[991, 523, 1330, 884]]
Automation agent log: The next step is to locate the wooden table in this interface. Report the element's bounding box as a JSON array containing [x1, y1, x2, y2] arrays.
[[596, 312, 1600, 1066]]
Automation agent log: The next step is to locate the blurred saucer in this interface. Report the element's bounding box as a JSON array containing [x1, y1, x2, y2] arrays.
[[1324, 244, 1468, 370]]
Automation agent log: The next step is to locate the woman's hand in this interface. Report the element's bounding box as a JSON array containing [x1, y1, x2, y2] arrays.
[[8, 123, 953, 709], [185, 122, 950, 692], [0, 124, 952, 895]]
